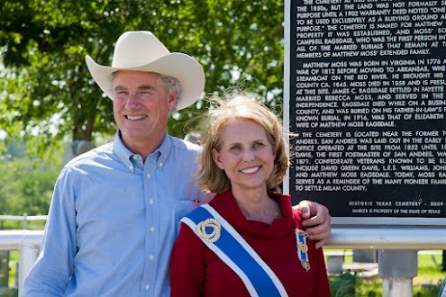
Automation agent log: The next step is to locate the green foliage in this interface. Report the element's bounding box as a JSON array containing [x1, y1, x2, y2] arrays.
[[329, 272, 441, 297], [414, 285, 440, 297], [416, 253, 446, 296], [330, 272, 356, 297], [327, 252, 446, 297], [0, 0, 284, 144], [0, 136, 62, 220], [0, 288, 17, 297]]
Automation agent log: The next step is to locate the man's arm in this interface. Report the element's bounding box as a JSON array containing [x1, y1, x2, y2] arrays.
[[24, 167, 77, 297], [294, 200, 331, 249]]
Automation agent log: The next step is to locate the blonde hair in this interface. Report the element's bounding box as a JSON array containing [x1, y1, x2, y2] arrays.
[[198, 93, 289, 194]]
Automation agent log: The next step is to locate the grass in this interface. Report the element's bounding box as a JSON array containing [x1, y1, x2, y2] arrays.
[[0, 221, 46, 230], [328, 250, 446, 297], [7, 251, 18, 289], [331, 274, 442, 297], [0, 251, 16, 297], [416, 253, 445, 285]]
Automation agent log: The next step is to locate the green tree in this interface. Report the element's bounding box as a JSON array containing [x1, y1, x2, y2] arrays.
[[0, 159, 58, 215], [0, 0, 284, 145], [0, 136, 63, 220]]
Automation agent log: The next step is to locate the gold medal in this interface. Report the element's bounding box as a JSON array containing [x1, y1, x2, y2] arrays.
[[298, 243, 308, 253], [301, 261, 311, 272], [296, 229, 311, 272], [197, 218, 221, 243]]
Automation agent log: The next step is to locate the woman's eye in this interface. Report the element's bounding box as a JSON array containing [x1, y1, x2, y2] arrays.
[[253, 142, 265, 149]]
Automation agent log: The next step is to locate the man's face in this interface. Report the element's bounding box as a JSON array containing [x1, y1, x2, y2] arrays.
[[112, 70, 177, 150]]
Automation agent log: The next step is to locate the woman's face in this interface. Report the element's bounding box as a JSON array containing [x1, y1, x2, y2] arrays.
[[212, 118, 275, 193]]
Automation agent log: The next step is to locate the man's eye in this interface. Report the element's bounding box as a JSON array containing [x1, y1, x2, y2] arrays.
[[139, 90, 153, 95]]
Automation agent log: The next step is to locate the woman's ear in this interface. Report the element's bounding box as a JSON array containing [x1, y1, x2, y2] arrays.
[[212, 148, 225, 170]]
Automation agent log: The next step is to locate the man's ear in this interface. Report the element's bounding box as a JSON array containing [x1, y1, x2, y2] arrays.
[[212, 148, 225, 170], [167, 92, 177, 112]]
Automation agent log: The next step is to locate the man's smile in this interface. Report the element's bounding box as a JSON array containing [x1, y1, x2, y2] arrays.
[[124, 114, 148, 121]]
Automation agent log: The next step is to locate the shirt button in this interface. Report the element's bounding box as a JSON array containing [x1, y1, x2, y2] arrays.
[[149, 226, 155, 232], [147, 173, 151, 178], [149, 255, 154, 261], [158, 162, 163, 167], [149, 199, 154, 205], [145, 284, 150, 290]]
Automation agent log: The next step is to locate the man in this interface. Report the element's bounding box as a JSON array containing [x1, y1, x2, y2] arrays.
[[24, 31, 330, 297]]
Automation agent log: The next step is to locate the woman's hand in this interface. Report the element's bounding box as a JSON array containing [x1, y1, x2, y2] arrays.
[[295, 201, 331, 249]]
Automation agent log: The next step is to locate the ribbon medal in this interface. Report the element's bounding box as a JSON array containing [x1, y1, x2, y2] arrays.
[[296, 229, 310, 271], [197, 218, 221, 243]]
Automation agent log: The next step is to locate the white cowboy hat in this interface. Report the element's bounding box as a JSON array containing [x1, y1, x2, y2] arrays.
[[85, 31, 205, 110]]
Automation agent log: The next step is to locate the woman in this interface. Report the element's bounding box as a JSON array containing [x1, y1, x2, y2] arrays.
[[170, 94, 330, 297]]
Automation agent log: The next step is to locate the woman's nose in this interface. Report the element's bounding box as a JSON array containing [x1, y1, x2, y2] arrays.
[[241, 149, 255, 161]]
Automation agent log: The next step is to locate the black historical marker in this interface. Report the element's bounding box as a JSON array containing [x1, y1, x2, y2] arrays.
[[285, 0, 446, 224]]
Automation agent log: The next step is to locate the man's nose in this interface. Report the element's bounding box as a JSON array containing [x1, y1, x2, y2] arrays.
[[125, 93, 140, 108]]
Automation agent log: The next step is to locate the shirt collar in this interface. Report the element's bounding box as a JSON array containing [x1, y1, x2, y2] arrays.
[[112, 131, 172, 172], [113, 132, 135, 171], [152, 134, 171, 167]]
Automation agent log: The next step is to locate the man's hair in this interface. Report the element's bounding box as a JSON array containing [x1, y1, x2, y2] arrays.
[[160, 75, 182, 109], [197, 93, 289, 193]]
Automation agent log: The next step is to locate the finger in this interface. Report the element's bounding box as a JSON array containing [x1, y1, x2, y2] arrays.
[[305, 221, 330, 238], [302, 205, 331, 227], [309, 231, 330, 248], [301, 214, 324, 227], [296, 201, 311, 219], [308, 229, 330, 241], [315, 238, 328, 249]]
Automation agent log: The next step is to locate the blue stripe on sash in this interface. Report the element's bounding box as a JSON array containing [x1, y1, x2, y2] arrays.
[[184, 205, 287, 297]]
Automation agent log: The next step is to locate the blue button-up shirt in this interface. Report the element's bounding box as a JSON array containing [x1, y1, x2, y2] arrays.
[[24, 134, 207, 297]]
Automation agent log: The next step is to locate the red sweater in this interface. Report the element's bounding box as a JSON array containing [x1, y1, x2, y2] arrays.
[[170, 191, 330, 297]]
